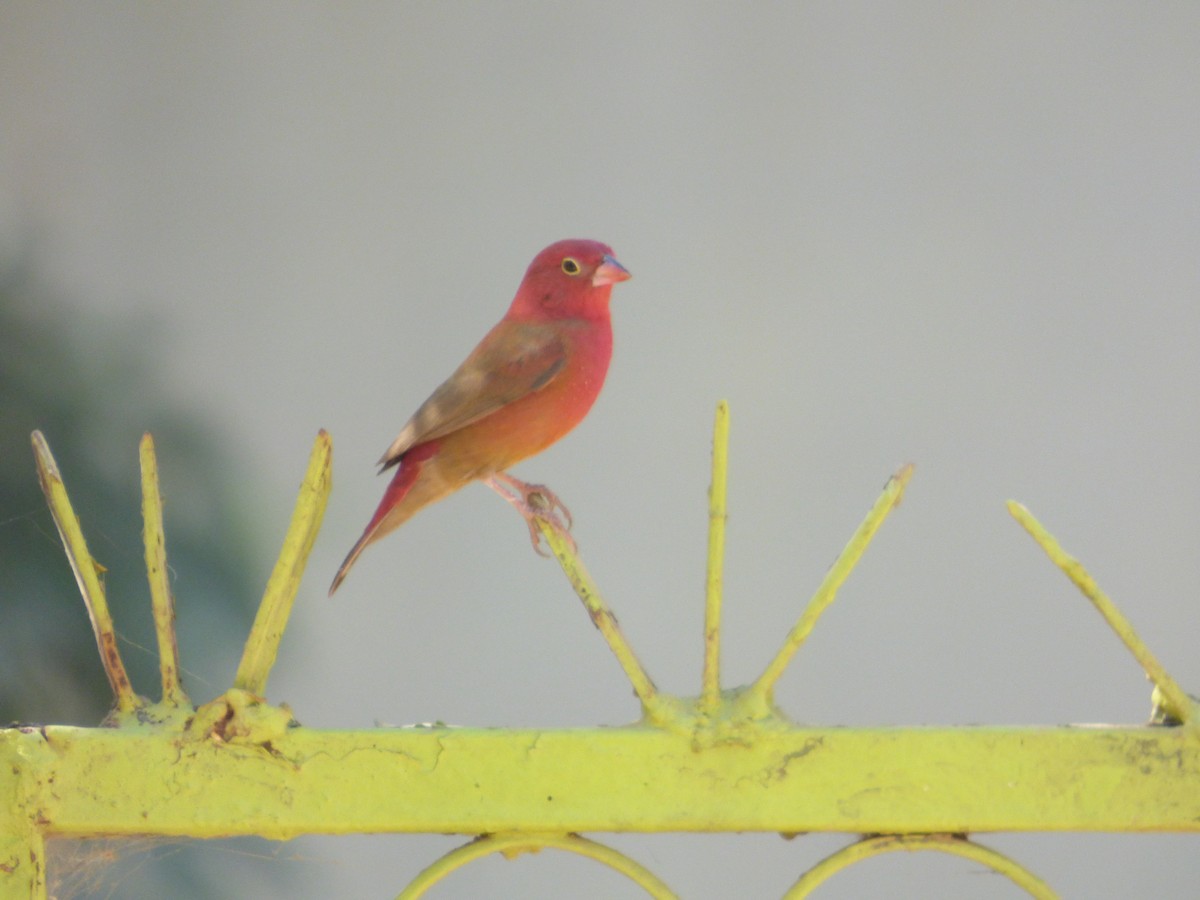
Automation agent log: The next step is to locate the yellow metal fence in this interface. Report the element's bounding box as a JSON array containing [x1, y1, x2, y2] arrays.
[[1, 403, 1196, 898]]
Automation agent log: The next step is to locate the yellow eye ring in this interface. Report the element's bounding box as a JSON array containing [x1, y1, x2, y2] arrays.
[[561, 257, 581, 275]]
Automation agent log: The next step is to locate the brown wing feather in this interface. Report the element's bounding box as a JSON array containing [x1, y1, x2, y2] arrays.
[[378, 322, 567, 469]]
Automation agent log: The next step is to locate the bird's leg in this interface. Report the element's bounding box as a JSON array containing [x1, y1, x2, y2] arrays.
[[485, 472, 576, 556]]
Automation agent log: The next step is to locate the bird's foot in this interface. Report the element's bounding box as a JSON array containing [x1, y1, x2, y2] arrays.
[[486, 473, 576, 556]]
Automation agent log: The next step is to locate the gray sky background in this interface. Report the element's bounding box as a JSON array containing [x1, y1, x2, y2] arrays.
[[2, 3, 1198, 897]]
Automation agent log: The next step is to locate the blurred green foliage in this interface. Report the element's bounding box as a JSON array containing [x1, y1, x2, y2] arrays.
[[0, 259, 261, 725]]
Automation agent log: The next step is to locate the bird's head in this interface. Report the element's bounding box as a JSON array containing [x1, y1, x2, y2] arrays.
[[509, 239, 631, 320]]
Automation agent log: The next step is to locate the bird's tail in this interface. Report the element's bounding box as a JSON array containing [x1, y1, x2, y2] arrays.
[[328, 443, 438, 595]]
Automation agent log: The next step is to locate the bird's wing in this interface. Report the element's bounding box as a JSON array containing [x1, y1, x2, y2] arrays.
[[378, 321, 567, 469]]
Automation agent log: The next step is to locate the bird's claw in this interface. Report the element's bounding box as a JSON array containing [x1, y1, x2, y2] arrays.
[[486, 474, 576, 556], [523, 486, 576, 555]]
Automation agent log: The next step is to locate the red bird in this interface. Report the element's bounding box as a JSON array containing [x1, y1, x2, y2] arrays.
[[330, 239, 631, 594]]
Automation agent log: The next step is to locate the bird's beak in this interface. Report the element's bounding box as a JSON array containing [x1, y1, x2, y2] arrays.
[[592, 254, 632, 287]]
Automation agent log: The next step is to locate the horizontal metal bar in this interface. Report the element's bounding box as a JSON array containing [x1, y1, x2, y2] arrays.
[[4, 721, 1197, 840]]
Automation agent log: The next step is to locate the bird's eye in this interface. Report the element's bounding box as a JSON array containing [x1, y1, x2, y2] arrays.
[[560, 257, 581, 275]]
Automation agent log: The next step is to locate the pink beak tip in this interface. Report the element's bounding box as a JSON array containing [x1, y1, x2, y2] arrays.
[[593, 254, 632, 287]]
